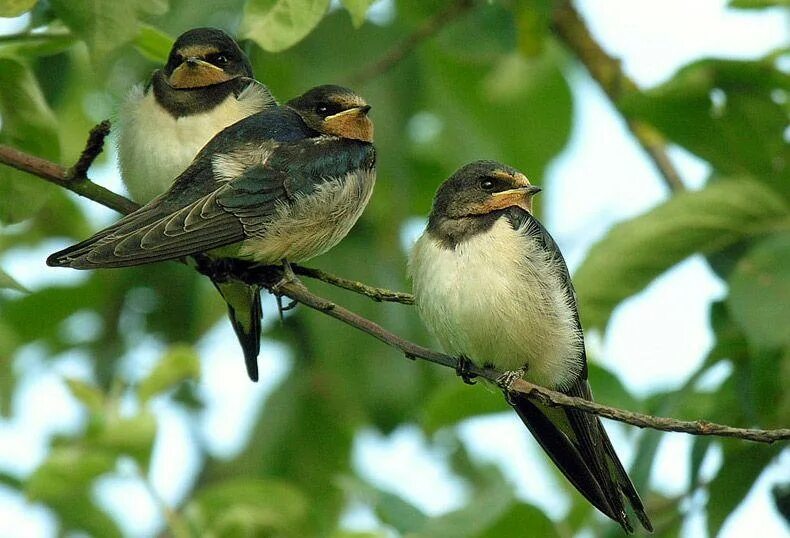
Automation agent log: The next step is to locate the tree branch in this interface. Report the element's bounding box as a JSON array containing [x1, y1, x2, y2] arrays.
[[0, 142, 139, 215], [550, 1, 685, 192], [346, 0, 475, 85], [293, 265, 414, 304], [2, 144, 788, 445]]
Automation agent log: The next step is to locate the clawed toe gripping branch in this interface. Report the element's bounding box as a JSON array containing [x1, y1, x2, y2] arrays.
[[0, 135, 788, 445]]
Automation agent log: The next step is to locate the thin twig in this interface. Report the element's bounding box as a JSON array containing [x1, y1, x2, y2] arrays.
[[2, 143, 788, 445], [346, 0, 476, 85], [550, 1, 685, 192], [293, 264, 414, 304], [67, 119, 111, 180], [0, 144, 139, 215]]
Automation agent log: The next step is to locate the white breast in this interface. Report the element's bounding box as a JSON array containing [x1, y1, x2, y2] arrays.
[[115, 83, 269, 203], [237, 168, 376, 264], [408, 217, 584, 390]]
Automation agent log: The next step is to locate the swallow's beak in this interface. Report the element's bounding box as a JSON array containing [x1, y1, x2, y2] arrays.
[[168, 58, 234, 89], [324, 105, 374, 142]]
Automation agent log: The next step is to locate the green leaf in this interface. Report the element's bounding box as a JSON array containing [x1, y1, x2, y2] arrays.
[[0, 0, 37, 17], [49, 0, 160, 65], [0, 267, 27, 293], [421, 380, 508, 435], [241, 0, 330, 52], [481, 502, 559, 538], [25, 446, 122, 538], [338, 477, 428, 534], [95, 411, 157, 469], [727, 232, 790, 349], [729, 0, 790, 7], [408, 486, 515, 538], [65, 378, 104, 413], [186, 478, 308, 536], [574, 178, 790, 330], [340, 0, 374, 27], [133, 24, 173, 63], [0, 32, 76, 58], [138, 344, 201, 403], [0, 57, 60, 223], [620, 57, 789, 196], [707, 441, 782, 535]]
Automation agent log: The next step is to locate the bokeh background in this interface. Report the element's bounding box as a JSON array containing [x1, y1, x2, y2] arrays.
[[0, 0, 788, 536]]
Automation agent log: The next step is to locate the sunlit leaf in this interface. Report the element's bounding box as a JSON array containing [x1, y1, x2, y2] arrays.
[[49, 0, 162, 65], [65, 377, 104, 413], [0, 0, 37, 17], [727, 232, 790, 349], [341, 0, 374, 28], [95, 411, 157, 469], [25, 447, 121, 538], [575, 178, 790, 330], [729, 0, 790, 7], [241, 0, 330, 52], [133, 24, 173, 63], [0, 57, 60, 223], [481, 502, 559, 538], [0, 31, 76, 58], [138, 344, 201, 403], [409, 485, 515, 537], [621, 57, 789, 196], [186, 478, 308, 536], [0, 267, 27, 293]]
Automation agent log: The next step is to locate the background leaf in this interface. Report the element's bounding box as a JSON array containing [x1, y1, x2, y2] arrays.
[[574, 178, 789, 329], [0, 0, 37, 17], [241, 0, 330, 52]]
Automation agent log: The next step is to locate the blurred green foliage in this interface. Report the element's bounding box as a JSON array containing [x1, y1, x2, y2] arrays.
[[0, 0, 787, 537]]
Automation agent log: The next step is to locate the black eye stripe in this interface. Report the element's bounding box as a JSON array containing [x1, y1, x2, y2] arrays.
[[315, 102, 343, 117]]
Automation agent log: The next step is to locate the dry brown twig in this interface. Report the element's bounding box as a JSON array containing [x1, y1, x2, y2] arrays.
[[0, 140, 787, 445]]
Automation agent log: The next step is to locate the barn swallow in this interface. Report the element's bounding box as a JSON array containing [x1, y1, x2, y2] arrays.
[[408, 161, 652, 534], [116, 27, 276, 203], [49, 85, 375, 382]]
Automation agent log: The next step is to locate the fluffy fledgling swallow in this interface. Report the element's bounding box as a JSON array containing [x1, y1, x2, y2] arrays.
[[409, 161, 652, 534], [49, 85, 375, 381], [116, 27, 276, 203]]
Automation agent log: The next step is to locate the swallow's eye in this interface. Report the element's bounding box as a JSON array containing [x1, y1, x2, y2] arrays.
[[206, 53, 229, 66], [172, 53, 184, 65], [480, 179, 495, 191], [315, 102, 342, 117]]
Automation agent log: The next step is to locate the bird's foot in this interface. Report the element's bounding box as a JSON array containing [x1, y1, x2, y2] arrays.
[[496, 367, 527, 402], [271, 260, 302, 321], [455, 356, 477, 385]]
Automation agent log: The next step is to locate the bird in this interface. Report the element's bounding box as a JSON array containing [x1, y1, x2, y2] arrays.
[[113, 27, 276, 382], [116, 26, 276, 203], [49, 85, 376, 382], [408, 160, 652, 534]]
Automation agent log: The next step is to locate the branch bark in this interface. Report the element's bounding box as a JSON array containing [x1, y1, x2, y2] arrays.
[[2, 144, 788, 445], [550, 1, 685, 192]]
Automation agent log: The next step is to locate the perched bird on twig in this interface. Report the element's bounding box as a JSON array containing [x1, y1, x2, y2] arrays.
[[409, 160, 652, 534], [49, 85, 376, 382]]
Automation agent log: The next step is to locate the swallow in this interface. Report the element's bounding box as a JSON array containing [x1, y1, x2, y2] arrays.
[[49, 85, 375, 382], [116, 26, 276, 203], [408, 161, 652, 534]]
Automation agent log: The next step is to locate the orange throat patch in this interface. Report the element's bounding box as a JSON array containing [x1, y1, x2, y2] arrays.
[[168, 62, 234, 89], [323, 109, 374, 142]]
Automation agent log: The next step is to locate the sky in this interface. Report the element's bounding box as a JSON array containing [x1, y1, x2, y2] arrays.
[[0, 0, 788, 537]]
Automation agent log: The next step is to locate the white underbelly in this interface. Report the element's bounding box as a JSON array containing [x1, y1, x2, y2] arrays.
[[116, 87, 260, 203], [409, 217, 583, 390], [237, 169, 376, 264]]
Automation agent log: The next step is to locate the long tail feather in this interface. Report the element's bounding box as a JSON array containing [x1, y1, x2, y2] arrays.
[[214, 280, 262, 381]]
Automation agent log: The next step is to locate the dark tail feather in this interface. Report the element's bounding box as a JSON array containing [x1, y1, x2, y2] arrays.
[[509, 392, 623, 526], [214, 280, 262, 382], [565, 379, 653, 533], [599, 422, 654, 532]]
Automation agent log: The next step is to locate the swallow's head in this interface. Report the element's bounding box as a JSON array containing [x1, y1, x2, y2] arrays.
[[432, 160, 541, 219], [287, 85, 374, 143], [164, 27, 252, 89]]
